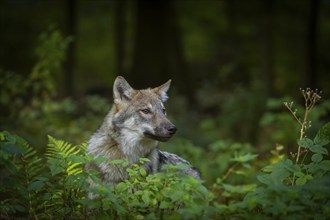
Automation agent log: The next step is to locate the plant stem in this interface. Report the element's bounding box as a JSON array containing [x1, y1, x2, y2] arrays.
[[221, 163, 238, 182], [295, 96, 310, 164]]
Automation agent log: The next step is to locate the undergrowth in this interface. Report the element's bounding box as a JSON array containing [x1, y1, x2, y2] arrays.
[[1, 89, 330, 219]]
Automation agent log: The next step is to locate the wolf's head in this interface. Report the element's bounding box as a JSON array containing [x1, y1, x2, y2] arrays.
[[111, 76, 177, 142]]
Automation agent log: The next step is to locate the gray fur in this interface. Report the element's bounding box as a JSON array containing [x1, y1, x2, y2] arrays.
[[158, 150, 200, 179]]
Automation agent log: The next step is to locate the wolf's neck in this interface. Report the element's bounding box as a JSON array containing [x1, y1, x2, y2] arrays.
[[113, 127, 158, 162]]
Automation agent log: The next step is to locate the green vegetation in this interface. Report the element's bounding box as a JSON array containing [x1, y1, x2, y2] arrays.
[[1, 119, 329, 219], [1, 85, 329, 219]]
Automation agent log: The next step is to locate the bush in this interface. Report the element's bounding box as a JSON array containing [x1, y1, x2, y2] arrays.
[[0, 132, 214, 219], [1, 87, 330, 219], [1, 123, 329, 219]]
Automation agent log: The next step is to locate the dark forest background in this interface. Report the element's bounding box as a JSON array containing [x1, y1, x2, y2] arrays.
[[1, 0, 330, 152]]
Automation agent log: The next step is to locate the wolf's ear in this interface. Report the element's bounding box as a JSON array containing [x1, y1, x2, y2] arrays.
[[113, 76, 135, 103], [153, 79, 171, 102]]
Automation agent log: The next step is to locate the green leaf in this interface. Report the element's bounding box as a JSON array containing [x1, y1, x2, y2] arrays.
[[110, 159, 126, 165], [271, 168, 290, 183], [4, 131, 17, 144], [170, 191, 185, 202], [314, 122, 330, 146], [295, 174, 312, 186], [139, 158, 151, 164], [298, 138, 314, 149], [311, 153, 323, 162], [231, 153, 258, 163], [319, 160, 330, 171], [142, 191, 151, 204], [68, 154, 86, 164], [295, 177, 307, 186], [291, 164, 301, 173], [0, 131, 5, 140], [159, 201, 172, 209], [116, 182, 130, 192], [93, 156, 107, 164], [257, 174, 272, 185], [262, 164, 274, 173], [35, 176, 49, 182], [294, 172, 305, 178], [310, 144, 328, 155], [48, 158, 65, 176], [306, 162, 319, 174], [28, 180, 45, 191], [46, 136, 84, 179], [139, 167, 147, 177], [242, 163, 252, 169], [13, 204, 26, 212], [67, 162, 82, 175]]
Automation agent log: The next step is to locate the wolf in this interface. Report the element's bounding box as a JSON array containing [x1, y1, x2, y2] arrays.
[[86, 76, 200, 185]]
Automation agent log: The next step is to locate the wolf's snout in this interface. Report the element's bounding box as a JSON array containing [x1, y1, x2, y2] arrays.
[[143, 123, 176, 142], [166, 125, 177, 135]]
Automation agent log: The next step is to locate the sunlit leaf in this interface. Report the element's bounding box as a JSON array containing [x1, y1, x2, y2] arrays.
[[231, 153, 258, 163]]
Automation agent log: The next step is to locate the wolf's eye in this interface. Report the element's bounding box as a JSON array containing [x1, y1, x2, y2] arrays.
[[140, 109, 151, 114], [162, 108, 167, 114]]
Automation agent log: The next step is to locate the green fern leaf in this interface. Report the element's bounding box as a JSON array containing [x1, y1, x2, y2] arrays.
[[0, 131, 44, 217], [46, 135, 85, 177]]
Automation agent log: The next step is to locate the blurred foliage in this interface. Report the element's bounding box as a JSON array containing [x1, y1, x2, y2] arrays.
[[1, 0, 330, 95], [0, 28, 109, 147], [0, 27, 69, 113]]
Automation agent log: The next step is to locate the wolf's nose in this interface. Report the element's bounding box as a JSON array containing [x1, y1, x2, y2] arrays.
[[167, 125, 177, 135]]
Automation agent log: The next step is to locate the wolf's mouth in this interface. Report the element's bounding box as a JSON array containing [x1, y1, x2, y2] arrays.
[[143, 132, 172, 142]]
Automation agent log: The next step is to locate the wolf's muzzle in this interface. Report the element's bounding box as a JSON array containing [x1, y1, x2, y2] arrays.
[[144, 124, 177, 142], [166, 124, 177, 135]]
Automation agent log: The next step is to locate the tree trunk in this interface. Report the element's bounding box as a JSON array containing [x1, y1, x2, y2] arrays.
[[130, 0, 190, 100], [114, 0, 126, 75], [64, 0, 76, 97], [131, 0, 170, 87], [306, 0, 320, 88], [259, 0, 274, 97]]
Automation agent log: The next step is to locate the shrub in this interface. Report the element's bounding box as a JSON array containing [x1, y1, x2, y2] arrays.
[[0, 88, 329, 219], [0, 132, 214, 219]]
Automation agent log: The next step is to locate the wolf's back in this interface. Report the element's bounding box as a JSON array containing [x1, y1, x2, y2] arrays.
[[157, 150, 200, 179]]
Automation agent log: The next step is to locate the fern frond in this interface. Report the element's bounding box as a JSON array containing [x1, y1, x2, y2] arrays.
[[46, 135, 85, 177], [67, 162, 83, 175], [0, 131, 44, 217], [44, 136, 87, 217], [1, 131, 43, 182], [79, 143, 87, 152], [46, 135, 72, 159]]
